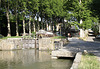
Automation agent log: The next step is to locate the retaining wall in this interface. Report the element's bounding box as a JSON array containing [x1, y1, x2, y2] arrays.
[[0, 38, 66, 51], [0, 38, 38, 50], [39, 38, 64, 50]]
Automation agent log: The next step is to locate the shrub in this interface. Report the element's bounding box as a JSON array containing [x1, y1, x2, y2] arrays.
[[31, 31, 36, 37], [0, 34, 4, 38]]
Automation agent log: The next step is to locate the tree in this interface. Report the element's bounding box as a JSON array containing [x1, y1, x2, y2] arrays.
[[27, 0, 39, 32], [1, 0, 99, 37], [0, 0, 1, 7], [19, 0, 28, 36], [92, 0, 100, 20], [91, 18, 99, 37], [2, 0, 11, 36], [11, 0, 19, 36], [68, 0, 93, 37]]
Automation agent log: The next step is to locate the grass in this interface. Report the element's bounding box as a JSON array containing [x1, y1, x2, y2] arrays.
[[78, 53, 100, 69], [0, 36, 22, 39], [0, 36, 66, 39], [52, 36, 66, 39]]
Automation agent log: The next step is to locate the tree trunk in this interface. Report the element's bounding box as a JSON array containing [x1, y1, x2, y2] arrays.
[[47, 20, 49, 31], [23, 18, 25, 36], [32, 16, 36, 32], [99, 23, 100, 33], [29, 16, 31, 35], [15, 11, 19, 36], [47, 23, 49, 31], [5, 1, 11, 36], [79, 0, 82, 4], [0, 0, 1, 7], [0, 24, 1, 34], [56, 24, 59, 31], [44, 18, 46, 30], [53, 19, 55, 31], [79, 0, 84, 38], [63, 17, 65, 32], [16, 17, 19, 36], [41, 16, 43, 29], [46, 21, 48, 31], [80, 19, 84, 38], [7, 10, 11, 36], [37, 16, 39, 31], [43, 22, 44, 30], [15, 1, 19, 36], [33, 21, 36, 32], [49, 19, 52, 31], [51, 19, 53, 31], [45, 19, 47, 31]]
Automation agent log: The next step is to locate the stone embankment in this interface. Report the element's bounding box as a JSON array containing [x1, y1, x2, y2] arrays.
[[0, 38, 38, 50], [70, 52, 82, 69], [52, 49, 76, 59], [0, 38, 22, 50], [39, 38, 66, 50], [0, 38, 67, 51]]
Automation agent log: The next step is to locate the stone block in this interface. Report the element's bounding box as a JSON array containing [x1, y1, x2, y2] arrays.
[[52, 49, 76, 58], [0, 40, 15, 50], [70, 52, 82, 69], [39, 38, 55, 50], [0, 38, 38, 50]]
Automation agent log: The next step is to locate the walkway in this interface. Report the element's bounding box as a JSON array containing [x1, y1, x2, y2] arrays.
[[63, 37, 100, 61]]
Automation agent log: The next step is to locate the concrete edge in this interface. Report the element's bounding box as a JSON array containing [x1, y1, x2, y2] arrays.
[[70, 52, 82, 69]]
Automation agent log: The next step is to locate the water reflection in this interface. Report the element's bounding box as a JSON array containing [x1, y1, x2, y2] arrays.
[[0, 49, 73, 69]]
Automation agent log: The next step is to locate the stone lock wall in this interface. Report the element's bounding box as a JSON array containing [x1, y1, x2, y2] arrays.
[[39, 38, 64, 50], [39, 38, 55, 50], [0, 38, 23, 50], [22, 39, 39, 49], [0, 38, 65, 51], [0, 38, 39, 50], [0, 40, 15, 50]]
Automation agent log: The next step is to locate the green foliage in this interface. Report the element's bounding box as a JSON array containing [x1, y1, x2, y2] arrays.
[[31, 31, 36, 37], [0, 36, 21, 39], [92, 24, 99, 36], [9, 13, 16, 22], [71, 22, 81, 28], [52, 36, 66, 39], [27, 0, 39, 13], [90, 17, 99, 36], [82, 17, 92, 29], [0, 34, 4, 38], [92, 0, 100, 20], [68, 0, 95, 30]]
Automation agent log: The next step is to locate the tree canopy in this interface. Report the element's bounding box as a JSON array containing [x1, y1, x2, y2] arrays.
[[0, 0, 100, 36]]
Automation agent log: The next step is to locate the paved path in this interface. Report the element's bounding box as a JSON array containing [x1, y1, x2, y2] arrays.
[[63, 37, 100, 61]]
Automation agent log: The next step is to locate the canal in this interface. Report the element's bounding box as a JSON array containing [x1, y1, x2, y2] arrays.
[[0, 49, 73, 69]]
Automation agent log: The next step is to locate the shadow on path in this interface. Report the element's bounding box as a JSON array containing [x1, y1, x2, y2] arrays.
[[63, 37, 100, 58]]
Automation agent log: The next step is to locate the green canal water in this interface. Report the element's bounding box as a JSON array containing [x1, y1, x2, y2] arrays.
[[0, 49, 73, 69]]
